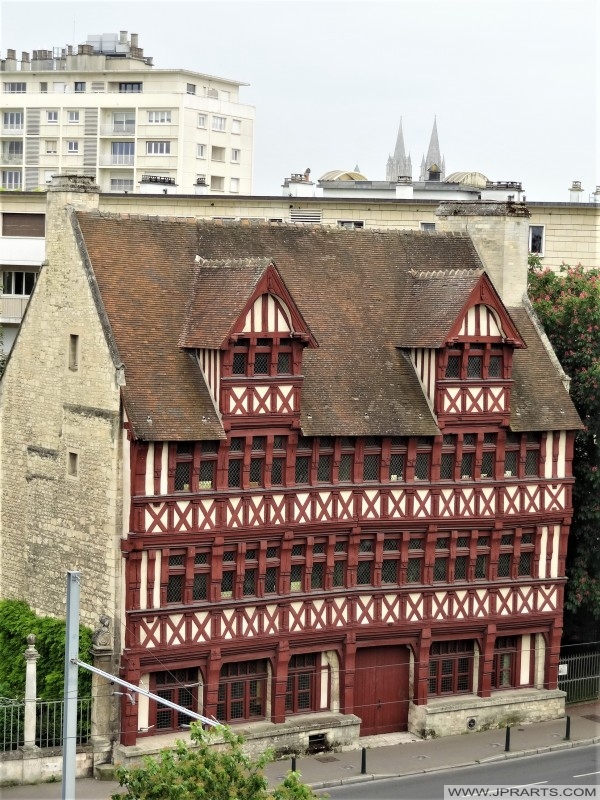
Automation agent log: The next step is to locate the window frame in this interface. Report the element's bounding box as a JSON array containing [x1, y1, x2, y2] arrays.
[[529, 224, 545, 256]]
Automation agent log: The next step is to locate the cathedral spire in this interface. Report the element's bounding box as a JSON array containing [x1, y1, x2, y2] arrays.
[[386, 117, 412, 181], [420, 117, 445, 181]]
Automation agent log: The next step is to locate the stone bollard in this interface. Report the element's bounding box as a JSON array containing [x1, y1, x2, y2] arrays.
[[23, 633, 40, 750]]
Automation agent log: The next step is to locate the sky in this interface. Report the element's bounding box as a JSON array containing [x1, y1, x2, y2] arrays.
[[1, 0, 598, 201]]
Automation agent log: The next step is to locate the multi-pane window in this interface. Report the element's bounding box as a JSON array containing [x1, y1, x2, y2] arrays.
[[193, 550, 210, 600], [443, 344, 505, 381], [481, 432, 496, 479], [186, 83, 196, 95], [3, 111, 24, 130], [428, 640, 473, 696], [153, 669, 197, 731], [148, 110, 171, 123], [311, 541, 327, 589], [2, 271, 36, 295], [271, 436, 286, 486], [221, 550, 235, 599], [217, 661, 266, 723], [4, 82, 26, 93], [146, 140, 171, 154], [504, 432, 520, 477], [295, 437, 312, 484], [475, 535, 490, 579], [497, 532, 514, 578], [173, 442, 193, 492], [265, 545, 280, 593], [67, 140, 79, 154], [433, 555, 448, 582], [357, 538, 374, 585], [290, 543, 305, 591], [110, 178, 134, 192], [389, 437, 406, 481], [440, 434, 456, 480], [74, 82, 86, 93], [407, 537, 424, 583], [229, 336, 294, 378], [1, 170, 21, 189], [112, 111, 135, 133], [199, 441, 218, 489], [492, 637, 517, 689], [197, 113, 207, 128], [231, 148, 240, 163], [196, 143, 206, 159], [317, 437, 333, 483], [249, 436, 266, 488], [286, 654, 317, 714], [333, 540, 347, 587], [525, 433, 541, 476], [518, 531, 535, 576], [228, 437, 244, 488], [67, 110, 80, 123], [461, 433, 476, 479], [111, 141, 135, 164], [338, 437, 355, 482], [119, 82, 142, 92], [243, 547, 258, 596], [382, 537, 399, 584], [47, 110, 58, 123], [454, 541, 469, 580], [363, 437, 380, 481], [212, 115, 226, 131], [166, 552, 185, 603], [415, 438, 431, 481]]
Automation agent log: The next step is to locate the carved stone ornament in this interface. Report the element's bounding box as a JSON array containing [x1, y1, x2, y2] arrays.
[[92, 615, 112, 650]]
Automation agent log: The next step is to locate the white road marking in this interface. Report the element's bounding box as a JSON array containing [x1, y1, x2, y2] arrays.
[[573, 771, 600, 778]]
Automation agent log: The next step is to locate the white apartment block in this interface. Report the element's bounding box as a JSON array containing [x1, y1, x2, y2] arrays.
[[0, 31, 254, 195]]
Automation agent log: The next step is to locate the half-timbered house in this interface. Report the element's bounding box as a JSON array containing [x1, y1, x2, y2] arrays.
[[0, 176, 581, 760]]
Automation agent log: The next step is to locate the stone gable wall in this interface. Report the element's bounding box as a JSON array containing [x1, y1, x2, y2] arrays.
[[0, 182, 123, 637]]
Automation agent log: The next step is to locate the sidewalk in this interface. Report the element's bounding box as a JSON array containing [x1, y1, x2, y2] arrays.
[[1, 702, 598, 799]]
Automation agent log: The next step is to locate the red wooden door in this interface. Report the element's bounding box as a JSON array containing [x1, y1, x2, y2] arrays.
[[354, 646, 409, 735]]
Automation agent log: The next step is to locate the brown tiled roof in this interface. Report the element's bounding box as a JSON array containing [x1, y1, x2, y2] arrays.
[[395, 268, 483, 347], [75, 214, 580, 440], [508, 307, 583, 431], [180, 257, 271, 349]]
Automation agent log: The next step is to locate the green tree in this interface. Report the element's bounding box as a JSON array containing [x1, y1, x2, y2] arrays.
[[0, 599, 92, 699], [112, 724, 321, 800], [528, 262, 600, 625]]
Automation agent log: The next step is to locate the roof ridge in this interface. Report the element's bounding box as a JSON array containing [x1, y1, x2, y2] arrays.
[[196, 256, 272, 269], [408, 267, 484, 279]]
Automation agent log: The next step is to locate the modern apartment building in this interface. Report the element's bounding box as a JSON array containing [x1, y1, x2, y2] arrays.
[[0, 31, 254, 195]]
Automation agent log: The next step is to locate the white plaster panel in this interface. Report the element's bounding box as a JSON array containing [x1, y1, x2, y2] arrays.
[[550, 524, 560, 577]]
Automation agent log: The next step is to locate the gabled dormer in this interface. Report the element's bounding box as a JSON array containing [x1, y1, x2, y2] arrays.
[[180, 257, 316, 429], [435, 274, 525, 426], [397, 269, 525, 428]]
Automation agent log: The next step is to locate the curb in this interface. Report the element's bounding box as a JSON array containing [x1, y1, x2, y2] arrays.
[[309, 736, 600, 791]]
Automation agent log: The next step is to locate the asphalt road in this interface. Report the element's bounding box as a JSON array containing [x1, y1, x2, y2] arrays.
[[321, 744, 600, 799]]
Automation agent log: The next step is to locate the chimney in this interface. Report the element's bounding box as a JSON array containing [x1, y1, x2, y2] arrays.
[[569, 180, 584, 203], [435, 201, 530, 307], [119, 30, 128, 44], [4, 49, 17, 70], [21, 51, 30, 62], [67, 44, 73, 55], [131, 33, 139, 48], [592, 186, 600, 203], [21, 51, 30, 70]]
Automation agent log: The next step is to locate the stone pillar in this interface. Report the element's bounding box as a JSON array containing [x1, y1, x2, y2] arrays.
[[272, 640, 289, 724], [90, 615, 116, 759], [23, 634, 39, 751]]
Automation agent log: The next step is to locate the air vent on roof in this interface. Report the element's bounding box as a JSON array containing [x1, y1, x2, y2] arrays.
[[289, 209, 322, 224]]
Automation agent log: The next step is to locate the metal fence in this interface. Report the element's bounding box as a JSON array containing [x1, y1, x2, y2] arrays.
[[558, 650, 600, 704], [0, 697, 92, 751]]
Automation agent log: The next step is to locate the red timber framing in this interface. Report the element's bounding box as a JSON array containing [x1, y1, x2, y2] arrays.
[[434, 275, 525, 428], [117, 270, 575, 745]]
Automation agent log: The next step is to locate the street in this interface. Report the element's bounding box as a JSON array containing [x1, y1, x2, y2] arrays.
[[321, 744, 600, 799]]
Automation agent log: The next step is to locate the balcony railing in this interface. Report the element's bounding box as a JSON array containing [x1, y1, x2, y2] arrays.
[[0, 295, 29, 322], [1, 126, 24, 135], [0, 154, 23, 166], [99, 124, 136, 136], [99, 154, 135, 166]]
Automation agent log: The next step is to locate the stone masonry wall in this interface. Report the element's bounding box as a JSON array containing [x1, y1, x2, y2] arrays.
[[0, 178, 124, 637], [435, 202, 530, 307]]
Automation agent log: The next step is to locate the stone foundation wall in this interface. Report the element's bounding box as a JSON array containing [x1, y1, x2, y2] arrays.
[[0, 746, 95, 787], [113, 712, 361, 768], [408, 688, 565, 738]]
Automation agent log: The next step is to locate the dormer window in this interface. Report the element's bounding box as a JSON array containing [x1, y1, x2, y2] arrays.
[[229, 336, 294, 377], [443, 343, 507, 381]]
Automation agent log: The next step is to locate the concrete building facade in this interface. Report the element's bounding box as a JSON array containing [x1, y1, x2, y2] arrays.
[[0, 31, 254, 196]]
